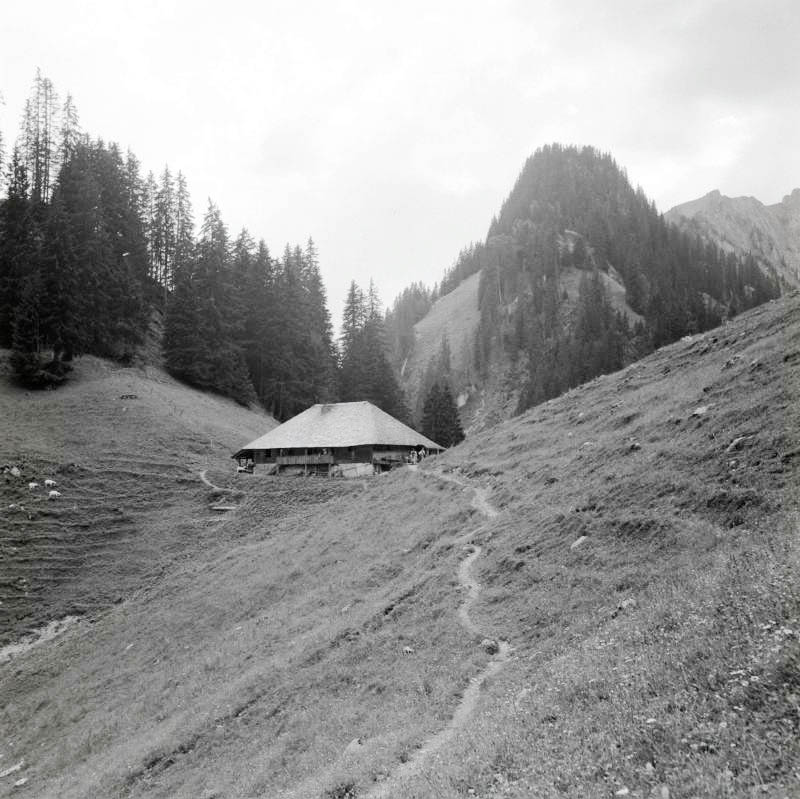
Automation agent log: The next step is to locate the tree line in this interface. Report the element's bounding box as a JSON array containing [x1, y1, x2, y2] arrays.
[[0, 70, 420, 433]]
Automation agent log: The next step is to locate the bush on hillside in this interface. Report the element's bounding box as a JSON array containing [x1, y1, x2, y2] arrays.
[[10, 350, 71, 388]]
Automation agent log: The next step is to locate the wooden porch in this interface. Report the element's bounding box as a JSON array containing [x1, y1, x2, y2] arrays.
[[276, 453, 335, 466]]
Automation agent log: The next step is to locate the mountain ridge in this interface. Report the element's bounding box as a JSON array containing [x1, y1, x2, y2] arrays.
[[392, 144, 780, 433], [666, 187, 800, 287]]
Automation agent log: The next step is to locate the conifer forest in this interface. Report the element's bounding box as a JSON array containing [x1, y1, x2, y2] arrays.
[[386, 145, 780, 415], [1, 73, 346, 419], [0, 75, 782, 433]]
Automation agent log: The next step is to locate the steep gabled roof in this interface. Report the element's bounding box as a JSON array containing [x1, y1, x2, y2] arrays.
[[234, 401, 443, 455]]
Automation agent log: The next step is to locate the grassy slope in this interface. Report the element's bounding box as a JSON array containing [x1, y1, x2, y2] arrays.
[[1, 294, 797, 798], [559, 265, 645, 327], [402, 266, 643, 434], [406, 294, 799, 798], [401, 271, 482, 401], [0, 355, 276, 644]]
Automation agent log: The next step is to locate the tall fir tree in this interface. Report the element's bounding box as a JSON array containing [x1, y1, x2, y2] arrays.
[[415, 335, 453, 424], [339, 280, 409, 421], [58, 93, 80, 166], [163, 201, 254, 404], [0, 147, 37, 346], [20, 69, 60, 204], [421, 381, 465, 447], [142, 170, 158, 283], [173, 171, 194, 275], [302, 237, 338, 403], [154, 166, 176, 303]]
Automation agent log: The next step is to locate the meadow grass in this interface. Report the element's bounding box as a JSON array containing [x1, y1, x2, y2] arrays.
[[0, 295, 797, 798]]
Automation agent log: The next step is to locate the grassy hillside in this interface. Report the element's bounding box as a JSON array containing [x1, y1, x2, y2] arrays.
[[1, 294, 797, 798], [0, 354, 275, 646], [402, 271, 482, 387]]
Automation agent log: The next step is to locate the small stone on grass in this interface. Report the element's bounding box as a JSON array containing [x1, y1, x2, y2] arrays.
[[570, 535, 588, 550]]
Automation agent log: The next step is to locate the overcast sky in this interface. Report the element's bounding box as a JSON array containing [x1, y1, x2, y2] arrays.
[[2, 0, 797, 323]]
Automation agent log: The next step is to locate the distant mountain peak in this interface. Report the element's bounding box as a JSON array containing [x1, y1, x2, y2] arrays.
[[666, 187, 800, 288], [393, 144, 780, 434], [781, 188, 800, 207]]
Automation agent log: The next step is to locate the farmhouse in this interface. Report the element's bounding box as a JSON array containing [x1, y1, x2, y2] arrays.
[[233, 401, 444, 476]]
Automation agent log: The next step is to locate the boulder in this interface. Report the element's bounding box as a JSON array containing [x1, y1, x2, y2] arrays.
[[481, 638, 500, 655]]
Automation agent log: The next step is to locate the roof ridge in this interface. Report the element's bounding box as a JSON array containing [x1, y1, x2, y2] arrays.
[[234, 401, 443, 455]]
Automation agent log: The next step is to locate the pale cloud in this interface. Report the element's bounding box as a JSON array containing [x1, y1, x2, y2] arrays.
[[1, 0, 797, 316]]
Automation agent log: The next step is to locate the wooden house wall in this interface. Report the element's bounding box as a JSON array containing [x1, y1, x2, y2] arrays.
[[248, 443, 431, 467]]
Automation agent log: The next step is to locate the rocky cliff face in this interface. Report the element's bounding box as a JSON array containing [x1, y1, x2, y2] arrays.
[[666, 189, 800, 288]]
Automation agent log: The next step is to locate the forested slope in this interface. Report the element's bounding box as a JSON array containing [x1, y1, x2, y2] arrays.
[[1, 70, 412, 425], [392, 144, 781, 431], [0, 72, 340, 416]]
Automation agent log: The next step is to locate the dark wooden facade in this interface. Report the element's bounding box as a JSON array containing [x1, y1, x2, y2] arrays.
[[240, 443, 420, 475]]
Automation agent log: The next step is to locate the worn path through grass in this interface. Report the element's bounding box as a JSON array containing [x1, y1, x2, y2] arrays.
[[364, 468, 513, 799], [2, 294, 796, 798]]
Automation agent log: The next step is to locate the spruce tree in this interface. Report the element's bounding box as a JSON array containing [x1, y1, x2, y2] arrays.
[[58, 93, 80, 166], [38, 159, 84, 361], [415, 335, 453, 423], [340, 280, 365, 363], [440, 383, 465, 446], [20, 69, 60, 204], [142, 170, 158, 283], [248, 239, 275, 402], [0, 147, 36, 346], [10, 271, 68, 387], [154, 166, 176, 302], [303, 237, 338, 402], [164, 201, 254, 405], [163, 255, 200, 380], [421, 381, 464, 447], [173, 172, 194, 274], [339, 280, 409, 420]]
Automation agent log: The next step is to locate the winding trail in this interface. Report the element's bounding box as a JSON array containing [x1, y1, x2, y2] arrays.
[[277, 468, 512, 799], [456, 545, 484, 636], [198, 469, 223, 491], [428, 469, 499, 521], [364, 469, 512, 798]]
